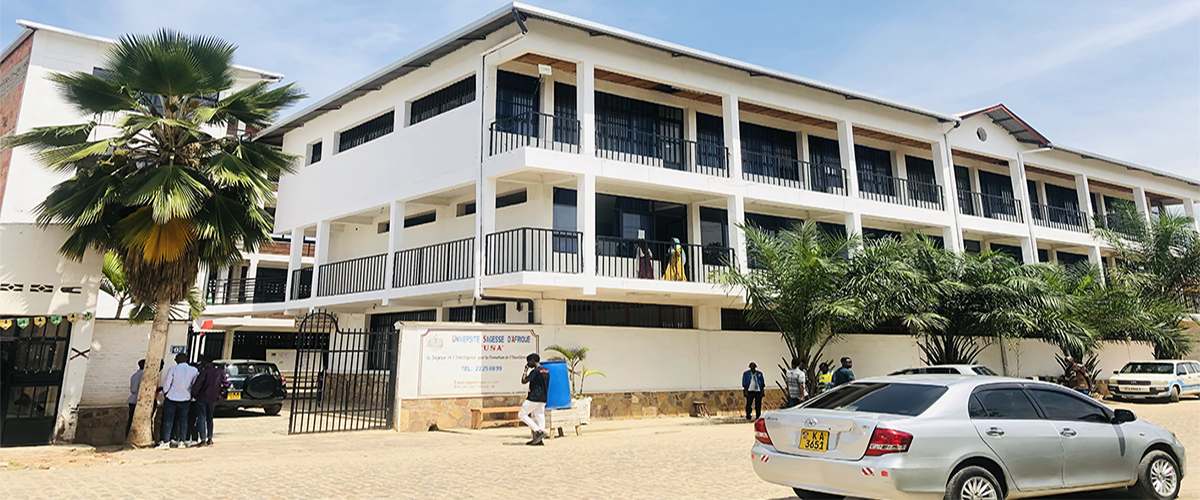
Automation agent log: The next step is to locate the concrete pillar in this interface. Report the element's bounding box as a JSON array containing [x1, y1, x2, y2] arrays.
[[798, 131, 810, 166], [1074, 174, 1094, 229], [1088, 246, 1105, 284], [539, 73, 555, 142], [722, 94, 742, 180], [1132, 186, 1152, 221], [687, 202, 703, 246], [285, 228, 304, 301], [1019, 237, 1037, 264], [577, 61, 595, 156], [246, 255, 260, 281], [727, 195, 748, 272], [481, 177, 498, 236], [384, 201, 405, 301], [1184, 199, 1200, 232], [1048, 248, 1059, 263], [482, 60, 498, 130], [837, 121, 859, 197], [933, 140, 962, 252], [684, 108, 698, 143], [311, 220, 331, 296], [893, 151, 907, 180], [844, 212, 863, 239], [1036, 181, 1048, 206], [1011, 154, 1038, 263], [577, 173, 596, 293]]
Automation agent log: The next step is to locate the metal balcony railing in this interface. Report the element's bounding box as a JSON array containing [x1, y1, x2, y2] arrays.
[[290, 268, 312, 300], [741, 150, 847, 195], [489, 112, 581, 156], [206, 277, 288, 305], [595, 236, 732, 284], [316, 254, 387, 297], [393, 237, 474, 288], [858, 171, 944, 211], [595, 122, 728, 177], [485, 227, 583, 275], [957, 190, 1023, 223], [1030, 203, 1089, 233]]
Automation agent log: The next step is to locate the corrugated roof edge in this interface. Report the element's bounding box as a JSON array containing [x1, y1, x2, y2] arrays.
[[253, 2, 960, 143], [7, 20, 285, 80]]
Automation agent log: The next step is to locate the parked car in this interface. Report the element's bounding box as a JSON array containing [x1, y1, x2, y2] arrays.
[[214, 360, 287, 415], [889, 364, 999, 376], [1108, 360, 1200, 403], [752, 375, 1185, 500]]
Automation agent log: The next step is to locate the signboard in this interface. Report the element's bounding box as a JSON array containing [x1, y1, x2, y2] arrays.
[[170, 345, 186, 354], [417, 329, 538, 396]]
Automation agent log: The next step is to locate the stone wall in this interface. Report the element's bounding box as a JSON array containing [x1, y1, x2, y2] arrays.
[[73, 405, 164, 446], [399, 395, 524, 432]]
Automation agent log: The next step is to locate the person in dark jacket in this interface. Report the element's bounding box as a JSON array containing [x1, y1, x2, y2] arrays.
[[832, 357, 855, 387], [191, 356, 229, 447], [741, 362, 766, 421]]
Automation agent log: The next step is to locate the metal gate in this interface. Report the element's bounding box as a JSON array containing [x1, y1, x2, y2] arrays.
[[0, 319, 72, 446], [288, 312, 399, 434]]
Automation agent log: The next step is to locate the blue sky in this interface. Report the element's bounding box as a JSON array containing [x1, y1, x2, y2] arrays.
[[3, 0, 1198, 179]]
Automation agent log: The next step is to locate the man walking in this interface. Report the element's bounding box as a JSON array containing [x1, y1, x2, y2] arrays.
[[157, 353, 198, 449], [191, 356, 229, 447], [832, 357, 855, 387], [742, 362, 765, 421], [784, 358, 806, 408], [518, 353, 550, 446]]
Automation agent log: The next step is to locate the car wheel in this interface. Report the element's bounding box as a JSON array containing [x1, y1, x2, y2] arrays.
[[1130, 451, 1180, 500], [946, 465, 1001, 500], [1168, 386, 1180, 403], [263, 404, 282, 416], [791, 488, 843, 500]]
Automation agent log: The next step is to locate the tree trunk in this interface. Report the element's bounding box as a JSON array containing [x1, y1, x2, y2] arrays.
[[125, 298, 172, 448]]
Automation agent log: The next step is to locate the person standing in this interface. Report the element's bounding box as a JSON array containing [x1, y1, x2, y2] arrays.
[[784, 358, 806, 408], [817, 362, 834, 394], [126, 360, 146, 436], [661, 238, 687, 281], [742, 362, 765, 421], [191, 356, 229, 447], [1064, 356, 1093, 395], [832, 357, 855, 387], [518, 353, 550, 446], [157, 353, 198, 449]]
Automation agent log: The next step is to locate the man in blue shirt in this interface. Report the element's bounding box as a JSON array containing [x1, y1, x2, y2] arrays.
[[832, 357, 855, 387], [741, 362, 766, 421]]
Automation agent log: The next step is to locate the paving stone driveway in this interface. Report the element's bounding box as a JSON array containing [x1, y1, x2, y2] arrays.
[[1, 400, 1195, 499]]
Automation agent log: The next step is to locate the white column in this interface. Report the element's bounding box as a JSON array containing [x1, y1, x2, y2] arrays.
[[285, 228, 304, 301], [684, 107, 698, 143], [727, 195, 748, 272], [844, 212, 863, 238], [246, 255, 260, 281], [1011, 154, 1038, 264], [722, 94, 742, 180], [969, 167, 982, 194], [1036, 180, 1048, 206], [933, 140, 962, 252], [893, 151, 907, 179], [1019, 237, 1037, 264], [577, 61, 595, 156], [837, 121, 859, 197], [311, 220, 331, 297], [1132, 186, 1152, 221], [539, 74, 555, 142], [1088, 245, 1105, 284], [383, 201, 405, 303], [798, 131, 810, 164], [687, 202, 703, 246], [577, 173, 596, 294], [1048, 249, 1059, 263], [1184, 199, 1200, 232], [1074, 174, 1094, 229], [481, 177, 498, 236]]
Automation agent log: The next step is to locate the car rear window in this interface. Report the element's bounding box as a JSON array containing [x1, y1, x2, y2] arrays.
[[804, 382, 948, 416], [224, 363, 279, 376], [1119, 363, 1173, 374], [972, 366, 998, 376]]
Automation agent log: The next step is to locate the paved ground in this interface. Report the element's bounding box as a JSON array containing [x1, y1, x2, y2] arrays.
[[1, 399, 1196, 500]]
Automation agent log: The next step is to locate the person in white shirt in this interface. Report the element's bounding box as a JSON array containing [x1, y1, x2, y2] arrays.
[[157, 353, 198, 449], [784, 357, 807, 408]]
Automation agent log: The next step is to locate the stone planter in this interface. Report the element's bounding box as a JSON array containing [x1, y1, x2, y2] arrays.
[[573, 396, 591, 425]]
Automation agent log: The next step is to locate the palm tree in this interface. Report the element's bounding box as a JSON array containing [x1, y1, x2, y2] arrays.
[[3, 30, 303, 447], [544, 344, 606, 397], [101, 251, 205, 322]]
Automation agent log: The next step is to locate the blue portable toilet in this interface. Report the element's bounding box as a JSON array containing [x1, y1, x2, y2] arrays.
[[541, 360, 571, 409]]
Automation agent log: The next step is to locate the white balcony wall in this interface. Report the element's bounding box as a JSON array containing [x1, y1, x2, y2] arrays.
[[328, 222, 388, 263]]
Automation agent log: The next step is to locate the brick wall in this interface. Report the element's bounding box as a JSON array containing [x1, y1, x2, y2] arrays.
[[0, 34, 33, 213], [81, 320, 191, 407]]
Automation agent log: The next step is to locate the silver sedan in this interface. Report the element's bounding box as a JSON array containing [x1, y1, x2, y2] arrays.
[[751, 376, 1185, 500]]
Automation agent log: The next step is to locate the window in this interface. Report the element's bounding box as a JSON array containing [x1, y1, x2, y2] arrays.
[[856, 145, 893, 196], [496, 189, 528, 209], [720, 308, 775, 332], [448, 304, 506, 323], [1029, 389, 1109, 423], [594, 92, 684, 162], [404, 211, 436, 228], [695, 112, 725, 169], [377, 222, 389, 234], [745, 212, 802, 236], [699, 207, 728, 248], [553, 82, 579, 145], [552, 188, 578, 253], [309, 141, 323, 164], [972, 366, 999, 376], [971, 388, 1040, 419], [1177, 365, 1188, 376], [370, 310, 437, 327], [496, 70, 539, 129], [338, 111, 394, 153], [92, 67, 116, 81], [804, 382, 948, 416], [457, 202, 476, 217], [596, 193, 687, 243], [741, 121, 797, 178], [905, 156, 939, 203], [991, 244, 1024, 264], [410, 76, 476, 125], [1119, 362, 1174, 374], [566, 301, 693, 329], [964, 239, 982, 254]]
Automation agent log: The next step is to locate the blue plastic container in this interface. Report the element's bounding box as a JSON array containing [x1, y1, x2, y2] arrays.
[[542, 360, 572, 409]]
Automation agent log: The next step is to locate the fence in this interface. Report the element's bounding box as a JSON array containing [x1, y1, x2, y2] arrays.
[[595, 122, 728, 177], [206, 277, 288, 305], [317, 254, 387, 296], [957, 190, 1023, 223], [485, 227, 583, 275], [489, 112, 581, 156], [393, 238, 474, 288], [595, 236, 732, 284], [858, 171, 943, 211]]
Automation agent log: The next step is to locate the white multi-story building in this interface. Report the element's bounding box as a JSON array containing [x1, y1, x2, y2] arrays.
[[219, 4, 1196, 430], [0, 20, 285, 445]]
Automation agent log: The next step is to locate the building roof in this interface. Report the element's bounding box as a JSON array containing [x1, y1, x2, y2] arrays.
[[2, 20, 285, 81], [253, 2, 960, 143]]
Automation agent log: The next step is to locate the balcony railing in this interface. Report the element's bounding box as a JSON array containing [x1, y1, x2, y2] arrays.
[[485, 227, 582, 275], [489, 112, 581, 156], [957, 190, 1023, 223], [596, 236, 732, 284], [206, 277, 288, 305], [595, 122, 728, 177], [290, 268, 312, 300], [316, 253, 387, 296], [858, 171, 944, 211], [1030, 203, 1089, 233], [741, 151, 848, 196], [1094, 211, 1141, 236], [393, 237, 475, 288]]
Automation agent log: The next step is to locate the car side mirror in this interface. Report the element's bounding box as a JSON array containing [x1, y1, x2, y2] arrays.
[[1112, 370, 1119, 374], [1113, 409, 1136, 424]]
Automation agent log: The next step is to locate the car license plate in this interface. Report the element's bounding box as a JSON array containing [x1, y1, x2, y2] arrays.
[[1121, 386, 1149, 392], [227, 391, 241, 400], [799, 429, 829, 452]]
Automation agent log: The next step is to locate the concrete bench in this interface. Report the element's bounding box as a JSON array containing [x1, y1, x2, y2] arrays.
[[469, 406, 522, 430]]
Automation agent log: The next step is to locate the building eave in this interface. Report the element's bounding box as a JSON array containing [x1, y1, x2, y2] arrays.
[[1047, 144, 1200, 188]]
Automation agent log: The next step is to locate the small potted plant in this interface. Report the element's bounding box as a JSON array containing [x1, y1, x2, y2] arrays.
[[546, 345, 606, 424]]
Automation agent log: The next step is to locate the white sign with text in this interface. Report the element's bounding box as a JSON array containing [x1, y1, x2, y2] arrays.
[[417, 329, 538, 396]]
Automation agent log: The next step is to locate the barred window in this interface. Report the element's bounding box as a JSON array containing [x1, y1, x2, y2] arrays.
[[338, 111, 394, 153], [410, 76, 476, 125], [566, 301, 692, 329], [448, 304, 506, 323], [309, 141, 323, 164], [720, 308, 775, 332]]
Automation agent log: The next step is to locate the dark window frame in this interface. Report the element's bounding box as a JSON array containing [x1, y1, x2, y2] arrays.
[[337, 111, 395, 153], [403, 211, 436, 228], [496, 189, 528, 209], [566, 300, 693, 329], [410, 75, 477, 126]]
